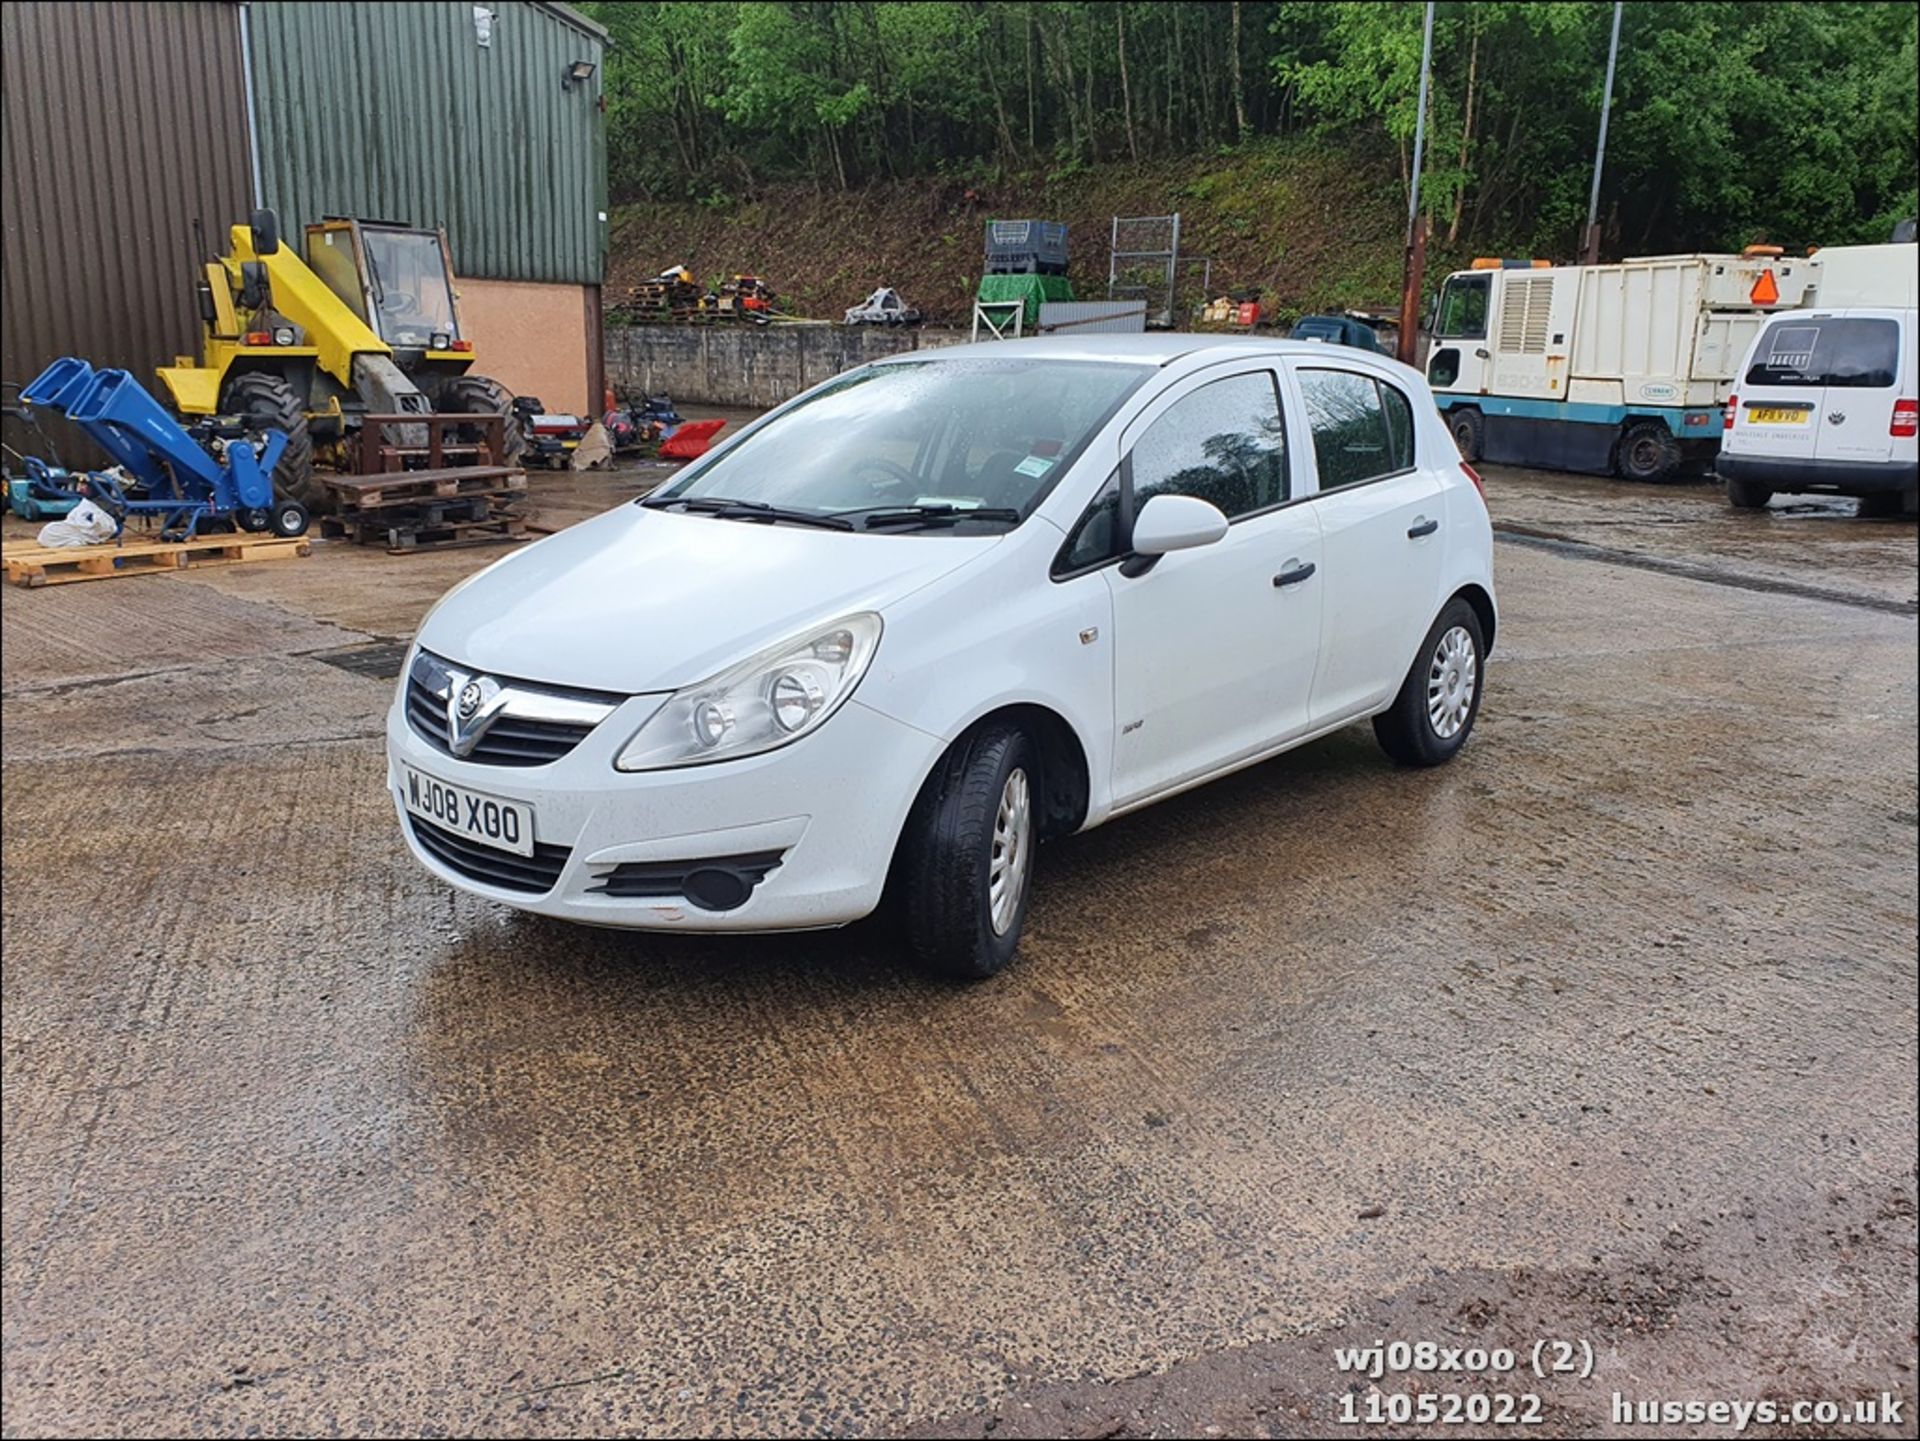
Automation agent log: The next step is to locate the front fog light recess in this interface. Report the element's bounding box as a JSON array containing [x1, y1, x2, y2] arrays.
[[616, 613, 882, 770]]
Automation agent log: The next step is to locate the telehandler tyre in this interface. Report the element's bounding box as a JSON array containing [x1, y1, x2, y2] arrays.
[[438, 374, 525, 466], [222, 373, 322, 511]]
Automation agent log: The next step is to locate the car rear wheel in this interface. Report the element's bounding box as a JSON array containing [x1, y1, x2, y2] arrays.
[[897, 722, 1037, 980], [1374, 600, 1486, 767], [1726, 476, 1773, 509]]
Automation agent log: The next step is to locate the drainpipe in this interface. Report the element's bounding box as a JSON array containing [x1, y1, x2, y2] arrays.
[[238, 2, 265, 207]]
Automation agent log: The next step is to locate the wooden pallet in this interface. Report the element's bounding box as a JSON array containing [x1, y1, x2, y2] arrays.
[[323, 510, 528, 554], [322, 466, 526, 512], [2, 533, 311, 588]]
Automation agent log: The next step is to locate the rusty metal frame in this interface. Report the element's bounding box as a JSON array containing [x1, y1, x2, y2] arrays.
[[356, 412, 504, 474]]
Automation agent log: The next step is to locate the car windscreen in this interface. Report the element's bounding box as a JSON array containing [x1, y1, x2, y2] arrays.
[[1745, 317, 1900, 389], [646, 358, 1151, 526]]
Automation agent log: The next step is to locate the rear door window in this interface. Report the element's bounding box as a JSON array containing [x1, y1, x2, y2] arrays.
[[1298, 369, 1416, 490], [1746, 318, 1900, 389]]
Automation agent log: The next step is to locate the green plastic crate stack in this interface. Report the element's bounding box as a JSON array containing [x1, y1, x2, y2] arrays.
[[975, 274, 1076, 327]]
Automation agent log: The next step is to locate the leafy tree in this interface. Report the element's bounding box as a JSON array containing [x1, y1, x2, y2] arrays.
[[577, 0, 1918, 256]]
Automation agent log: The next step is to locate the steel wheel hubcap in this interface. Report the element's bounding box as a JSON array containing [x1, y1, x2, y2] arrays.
[[1427, 626, 1477, 739], [989, 767, 1032, 936]]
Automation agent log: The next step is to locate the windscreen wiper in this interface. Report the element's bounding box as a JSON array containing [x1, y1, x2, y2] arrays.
[[840, 503, 1024, 530], [643, 495, 854, 531]]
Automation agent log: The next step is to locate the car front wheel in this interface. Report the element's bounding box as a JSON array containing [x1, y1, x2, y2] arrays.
[[897, 722, 1037, 980], [1374, 600, 1486, 767]]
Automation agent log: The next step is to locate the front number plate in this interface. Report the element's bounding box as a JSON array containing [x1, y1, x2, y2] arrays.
[[402, 766, 535, 857]]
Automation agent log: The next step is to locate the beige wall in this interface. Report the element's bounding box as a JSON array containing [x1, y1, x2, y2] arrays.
[[456, 278, 594, 416]]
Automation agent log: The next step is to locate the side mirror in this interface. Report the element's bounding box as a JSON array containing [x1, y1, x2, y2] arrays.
[[1122, 493, 1229, 576], [250, 207, 281, 257]]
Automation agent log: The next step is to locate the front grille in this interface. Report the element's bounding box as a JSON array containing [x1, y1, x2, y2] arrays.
[[408, 815, 572, 895], [404, 667, 615, 767], [586, 850, 787, 910]]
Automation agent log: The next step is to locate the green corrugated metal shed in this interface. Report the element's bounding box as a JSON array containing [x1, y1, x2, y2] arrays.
[[248, 0, 606, 285]]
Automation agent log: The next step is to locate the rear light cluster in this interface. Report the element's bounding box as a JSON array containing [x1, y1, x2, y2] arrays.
[[1893, 399, 1918, 439], [1724, 395, 1737, 431], [1460, 462, 1486, 498]]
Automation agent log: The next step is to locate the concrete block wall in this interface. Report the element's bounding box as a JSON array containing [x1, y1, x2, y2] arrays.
[[605, 324, 965, 409]]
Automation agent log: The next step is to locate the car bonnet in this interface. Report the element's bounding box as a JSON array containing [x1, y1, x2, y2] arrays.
[[414, 503, 1002, 694]]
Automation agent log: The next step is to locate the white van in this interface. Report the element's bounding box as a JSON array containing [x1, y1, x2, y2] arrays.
[[1719, 307, 1919, 517]]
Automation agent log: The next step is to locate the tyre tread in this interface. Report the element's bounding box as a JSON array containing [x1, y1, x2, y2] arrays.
[[900, 723, 1030, 980]]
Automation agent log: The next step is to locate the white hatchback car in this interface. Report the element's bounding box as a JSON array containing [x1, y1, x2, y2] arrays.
[[389, 337, 1496, 977]]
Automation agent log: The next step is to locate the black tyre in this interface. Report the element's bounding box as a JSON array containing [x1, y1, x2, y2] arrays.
[[1615, 420, 1681, 483], [1726, 476, 1773, 510], [1448, 407, 1484, 463], [1373, 599, 1486, 768], [897, 722, 1038, 980], [1857, 488, 1918, 520], [236, 506, 271, 532], [438, 374, 525, 465], [269, 498, 309, 537], [221, 372, 321, 510]]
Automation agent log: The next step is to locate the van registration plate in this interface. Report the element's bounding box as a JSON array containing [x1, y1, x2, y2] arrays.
[[1747, 407, 1808, 425]]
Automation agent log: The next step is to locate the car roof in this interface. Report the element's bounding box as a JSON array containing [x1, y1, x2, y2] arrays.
[[869, 334, 1394, 368]]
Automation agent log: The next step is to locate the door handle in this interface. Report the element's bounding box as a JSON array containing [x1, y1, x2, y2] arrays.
[[1407, 518, 1439, 539], [1273, 562, 1316, 588]]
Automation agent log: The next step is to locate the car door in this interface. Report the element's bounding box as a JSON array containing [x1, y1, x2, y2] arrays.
[[1287, 363, 1446, 723], [1092, 367, 1324, 809]]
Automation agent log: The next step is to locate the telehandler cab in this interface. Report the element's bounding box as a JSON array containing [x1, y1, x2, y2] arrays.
[[158, 210, 522, 509]]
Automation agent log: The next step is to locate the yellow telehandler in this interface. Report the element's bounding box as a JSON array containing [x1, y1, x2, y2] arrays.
[[158, 210, 522, 509]]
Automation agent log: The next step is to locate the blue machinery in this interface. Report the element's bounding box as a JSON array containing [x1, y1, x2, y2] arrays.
[[18, 358, 305, 540]]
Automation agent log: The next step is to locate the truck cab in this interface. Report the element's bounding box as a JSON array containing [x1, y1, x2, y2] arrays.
[[1427, 253, 1814, 482]]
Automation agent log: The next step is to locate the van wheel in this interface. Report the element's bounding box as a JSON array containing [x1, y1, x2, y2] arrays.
[[1616, 421, 1681, 483], [1858, 488, 1918, 519], [1374, 600, 1486, 768], [897, 722, 1037, 981], [1448, 408, 1484, 462], [1726, 476, 1773, 510]]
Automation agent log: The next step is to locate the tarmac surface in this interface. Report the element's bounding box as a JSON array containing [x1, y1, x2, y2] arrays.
[[2, 461, 1915, 1437]]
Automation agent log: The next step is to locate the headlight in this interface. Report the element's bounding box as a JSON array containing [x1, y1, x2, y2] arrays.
[[615, 613, 882, 771]]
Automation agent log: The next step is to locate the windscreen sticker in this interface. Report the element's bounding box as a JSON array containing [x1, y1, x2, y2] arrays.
[[1014, 455, 1056, 478], [1767, 326, 1818, 371]]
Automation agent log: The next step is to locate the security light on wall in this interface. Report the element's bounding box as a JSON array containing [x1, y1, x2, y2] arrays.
[[563, 59, 596, 89]]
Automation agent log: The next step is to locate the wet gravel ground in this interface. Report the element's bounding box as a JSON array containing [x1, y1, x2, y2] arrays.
[[2, 464, 1914, 1437]]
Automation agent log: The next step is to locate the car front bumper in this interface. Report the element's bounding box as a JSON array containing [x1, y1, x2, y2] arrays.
[[1718, 453, 1918, 495], [386, 692, 943, 931]]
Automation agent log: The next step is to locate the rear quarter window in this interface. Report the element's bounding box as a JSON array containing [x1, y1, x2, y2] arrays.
[[1746, 318, 1900, 389]]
